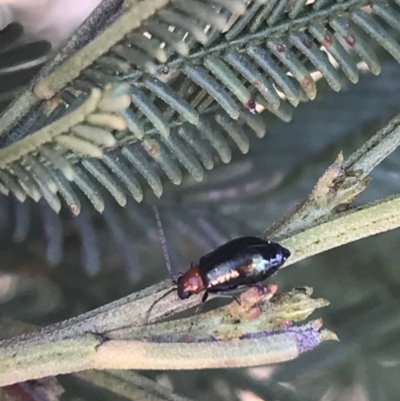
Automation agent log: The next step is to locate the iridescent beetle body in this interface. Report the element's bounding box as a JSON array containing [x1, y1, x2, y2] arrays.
[[151, 206, 290, 307], [176, 236, 290, 302]]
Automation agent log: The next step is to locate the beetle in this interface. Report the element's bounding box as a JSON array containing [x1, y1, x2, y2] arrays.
[[152, 206, 290, 306], [176, 236, 290, 303]]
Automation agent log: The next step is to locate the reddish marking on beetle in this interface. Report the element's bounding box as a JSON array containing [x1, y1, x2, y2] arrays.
[[322, 33, 333, 47], [345, 34, 356, 46], [276, 43, 285, 53], [245, 99, 257, 114], [147, 143, 159, 157], [179, 263, 205, 295], [302, 38, 312, 49]]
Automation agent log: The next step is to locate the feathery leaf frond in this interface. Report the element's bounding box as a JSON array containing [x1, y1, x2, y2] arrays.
[[0, 0, 399, 214]]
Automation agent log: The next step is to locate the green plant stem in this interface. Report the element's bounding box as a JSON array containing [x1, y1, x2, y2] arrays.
[[0, 92, 39, 140], [345, 113, 400, 175], [279, 193, 400, 266], [265, 111, 400, 241], [92, 333, 309, 369], [0, 327, 325, 386]]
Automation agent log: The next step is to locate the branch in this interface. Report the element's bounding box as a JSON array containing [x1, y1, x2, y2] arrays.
[[0, 287, 332, 386], [280, 192, 400, 267], [265, 112, 400, 240]]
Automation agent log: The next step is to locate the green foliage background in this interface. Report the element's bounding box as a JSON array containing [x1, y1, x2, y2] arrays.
[[1, 0, 400, 400]]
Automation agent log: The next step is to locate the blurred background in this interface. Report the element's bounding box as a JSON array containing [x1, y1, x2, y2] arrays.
[[1, 1, 400, 401]]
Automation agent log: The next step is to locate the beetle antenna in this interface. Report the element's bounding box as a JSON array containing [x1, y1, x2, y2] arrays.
[[152, 205, 175, 281]]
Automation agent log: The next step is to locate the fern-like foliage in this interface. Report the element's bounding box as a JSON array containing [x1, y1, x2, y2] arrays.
[[0, 86, 131, 213], [1, 0, 400, 214]]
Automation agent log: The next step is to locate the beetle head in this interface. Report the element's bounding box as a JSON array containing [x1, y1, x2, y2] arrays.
[[176, 273, 191, 300]]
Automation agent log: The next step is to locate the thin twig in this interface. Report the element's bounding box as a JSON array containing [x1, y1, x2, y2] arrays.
[[279, 192, 400, 266], [265, 111, 400, 240]]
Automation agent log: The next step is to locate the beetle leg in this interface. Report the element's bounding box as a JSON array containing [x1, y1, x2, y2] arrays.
[[188, 301, 206, 331], [189, 291, 208, 330], [232, 295, 241, 305]]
